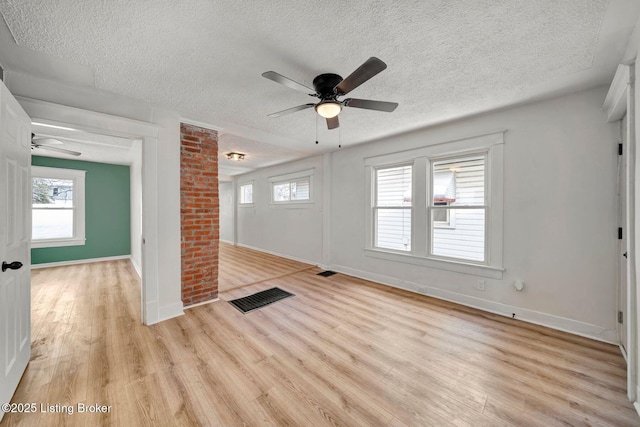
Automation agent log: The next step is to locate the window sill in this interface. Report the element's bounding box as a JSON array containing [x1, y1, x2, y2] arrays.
[[32, 238, 86, 249], [364, 248, 504, 279]]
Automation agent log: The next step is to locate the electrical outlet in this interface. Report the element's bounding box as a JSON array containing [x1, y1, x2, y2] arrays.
[[477, 280, 486, 291]]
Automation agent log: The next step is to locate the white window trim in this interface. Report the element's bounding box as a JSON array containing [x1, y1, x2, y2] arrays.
[[364, 130, 504, 279], [268, 168, 314, 205], [372, 162, 414, 253], [238, 181, 254, 206], [31, 165, 86, 248]]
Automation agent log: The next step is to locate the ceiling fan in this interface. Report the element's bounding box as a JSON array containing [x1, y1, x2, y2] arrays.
[[31, 134, 81, 156], [262, 57, 398, 130]]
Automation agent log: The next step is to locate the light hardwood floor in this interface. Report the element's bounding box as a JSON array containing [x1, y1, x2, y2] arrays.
[[3, 243, 639, 426]]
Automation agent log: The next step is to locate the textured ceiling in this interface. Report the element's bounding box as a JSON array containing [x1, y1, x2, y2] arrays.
[[1, 0, 638, 174], [31, 122, 140, 165]]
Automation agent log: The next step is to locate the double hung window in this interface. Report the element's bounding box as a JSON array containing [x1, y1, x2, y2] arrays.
[[365, 131, 504, 278], [31, 166, 86, 248]]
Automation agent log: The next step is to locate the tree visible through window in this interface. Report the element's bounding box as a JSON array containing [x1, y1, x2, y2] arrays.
[[272, 177, 310, 202]]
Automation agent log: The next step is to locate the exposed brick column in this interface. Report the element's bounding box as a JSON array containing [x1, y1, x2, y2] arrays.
[[180, 123, 219, 306]]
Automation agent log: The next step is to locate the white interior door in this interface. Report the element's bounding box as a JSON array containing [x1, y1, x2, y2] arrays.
[[0, 80, 31, 419]]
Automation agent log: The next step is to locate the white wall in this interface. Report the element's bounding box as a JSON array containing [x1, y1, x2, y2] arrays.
[[235, 155, 324, 264], [237, 86, 619, 342], [330, 86, 618, 341], [219, 181, 234, 243]]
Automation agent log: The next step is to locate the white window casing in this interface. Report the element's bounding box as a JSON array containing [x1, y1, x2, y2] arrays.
[[239, 181, 254, 205], [31, 165, 86, 248], [268, 168, 314, 205], [364, 130, 505, 279]]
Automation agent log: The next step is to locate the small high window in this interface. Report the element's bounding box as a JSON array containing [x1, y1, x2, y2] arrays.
[[239, 183, 253, 204]]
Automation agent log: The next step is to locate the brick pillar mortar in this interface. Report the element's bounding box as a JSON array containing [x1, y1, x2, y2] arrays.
[[180, 123, 219, 306]]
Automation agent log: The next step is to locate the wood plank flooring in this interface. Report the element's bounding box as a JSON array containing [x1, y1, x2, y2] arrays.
[[2, 245, 638, 426]]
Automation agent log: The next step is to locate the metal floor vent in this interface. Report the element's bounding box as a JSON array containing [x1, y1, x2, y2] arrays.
[[317, 270, 337, 277], [228, 287, 295, 314]]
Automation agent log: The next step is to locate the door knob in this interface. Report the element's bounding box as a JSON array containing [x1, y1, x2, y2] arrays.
[[2, 261, 23, 272]]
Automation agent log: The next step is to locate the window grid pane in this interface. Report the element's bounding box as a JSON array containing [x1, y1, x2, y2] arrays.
[[432, 156, 485, 207], [374, 165, 412, 251], [431, 155, 486, 262], [272, 177, 311, 202], [273, 183, 290, 201], [32, 208, 74, 240], [292, 178, 310, 200], [376, 166, 412, 207], [431, 208, 485, 262], [376, 208, 411, 251], [32, 178, 74, 207], [240, 184, 253, 204]]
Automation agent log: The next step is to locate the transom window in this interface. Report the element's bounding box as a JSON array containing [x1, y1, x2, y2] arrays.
[[269, 169, 314, 204], [31, 166, 86, 248], [273, 177, 310, 202]]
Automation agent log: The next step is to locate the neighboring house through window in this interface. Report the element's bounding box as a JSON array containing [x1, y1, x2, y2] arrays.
[[31, 165, 86, 248], [365, 131, 504, 278]]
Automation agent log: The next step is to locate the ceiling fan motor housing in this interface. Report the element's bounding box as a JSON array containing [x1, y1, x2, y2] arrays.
[[312, 73, 343, 100]]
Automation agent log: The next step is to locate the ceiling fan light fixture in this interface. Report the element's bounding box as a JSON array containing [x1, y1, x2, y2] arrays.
[[315, 102, 342, 119], [226, 152, 245, 161]]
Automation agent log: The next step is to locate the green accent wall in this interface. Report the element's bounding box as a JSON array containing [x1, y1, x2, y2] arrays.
[[31, 156, 131, 264]]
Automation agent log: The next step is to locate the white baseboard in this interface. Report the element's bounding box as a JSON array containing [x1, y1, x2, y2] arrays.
[[184, 298, 220, 309], [236, 243, 318, 267], [130, 257, 142, 278], [634, 400, 640, 419], [220, 238, 235, 244], [31, 255, 131, 269], [620, 344, 629, 364], [331, 264, 618, 345], [145, 301, 184, 325]]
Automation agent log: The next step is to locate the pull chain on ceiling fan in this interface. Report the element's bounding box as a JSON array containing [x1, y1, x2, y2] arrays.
[[262, 57, 398, 130]]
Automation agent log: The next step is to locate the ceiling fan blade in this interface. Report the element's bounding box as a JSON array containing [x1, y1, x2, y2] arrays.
[[33, 144, 81, 156], [344, 98, 398, 112], [326, 116, 339, 130], [268, 103, 315, 118], [262, 71, 314, 94], [334, 57, 387, 95]]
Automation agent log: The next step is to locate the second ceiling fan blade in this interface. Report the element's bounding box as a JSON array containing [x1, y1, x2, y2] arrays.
[[334, 57, 387, 96], [268, 103, 315, 118], [262, 71, 314, 94], [344, 98, 398, 112], [34, 144, 81, 156], [326, 116, 339, 130]]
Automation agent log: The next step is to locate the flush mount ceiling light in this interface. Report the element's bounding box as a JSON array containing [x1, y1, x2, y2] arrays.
[[315, 101, 342, 119], [226, 152, 245, 161]]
